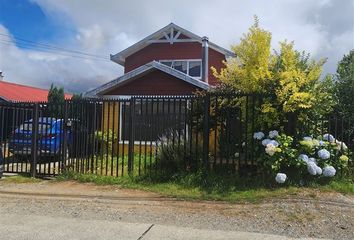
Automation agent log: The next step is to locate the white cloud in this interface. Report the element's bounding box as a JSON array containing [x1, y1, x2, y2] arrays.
[[0, 0, 353, 93]]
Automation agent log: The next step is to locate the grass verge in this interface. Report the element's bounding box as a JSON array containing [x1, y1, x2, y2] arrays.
[[57, 171, 354, 203], [0, 173, 42, 183]]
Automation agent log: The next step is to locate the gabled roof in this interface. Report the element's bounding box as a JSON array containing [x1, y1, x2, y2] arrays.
[[83, 61, 210, 97], [110, 23, 235, 66], [0, 81, 72, 102]]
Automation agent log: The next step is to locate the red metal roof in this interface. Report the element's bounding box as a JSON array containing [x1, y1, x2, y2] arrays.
[[0, 81, 72, 102]]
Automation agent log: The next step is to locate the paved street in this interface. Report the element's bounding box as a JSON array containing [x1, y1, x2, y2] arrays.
[[0, 179, 352, 240], [0, 213, 323, 240]]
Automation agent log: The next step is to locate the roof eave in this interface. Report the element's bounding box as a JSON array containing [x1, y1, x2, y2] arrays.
[[83, 61, 209, 97]]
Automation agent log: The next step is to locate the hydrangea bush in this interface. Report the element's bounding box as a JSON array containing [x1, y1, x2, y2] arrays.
[[253, 131, 351, 184]]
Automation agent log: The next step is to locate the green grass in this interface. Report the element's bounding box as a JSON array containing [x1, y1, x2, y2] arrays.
[[0, 174, 42, 183], [313, 179, 354, 194], [67, 154, 156, 177], [57, 170, 354, 203]]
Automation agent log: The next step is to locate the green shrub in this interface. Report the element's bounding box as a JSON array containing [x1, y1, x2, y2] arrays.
[[155, 130, 202, 178]]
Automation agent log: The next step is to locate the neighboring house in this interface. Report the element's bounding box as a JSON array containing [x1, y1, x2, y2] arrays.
[[84, 22, 235, 97], [0, 80, 72, 102], [0, 80, 72, 139]]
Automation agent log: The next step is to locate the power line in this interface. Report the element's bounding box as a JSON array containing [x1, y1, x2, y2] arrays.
[[0, 40, 112, 62], [0, 33, 109, 59], [0, 33, 113, 62]]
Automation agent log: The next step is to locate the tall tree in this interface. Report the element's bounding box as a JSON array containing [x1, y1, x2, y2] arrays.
[[47, 84, 65, 117], [47, 84, 65, 105], [212, 16, 332, 133], [335, 50, 354, 117]]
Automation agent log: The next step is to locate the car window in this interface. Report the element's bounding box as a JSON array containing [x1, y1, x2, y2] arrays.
[[19, 123, 51, 131]]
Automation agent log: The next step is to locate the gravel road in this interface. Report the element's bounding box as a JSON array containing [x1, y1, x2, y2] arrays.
[[0, 180, 353, 239]]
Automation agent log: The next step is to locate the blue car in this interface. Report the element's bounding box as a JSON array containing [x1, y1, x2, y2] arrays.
[[8, 117, 73, 160], [0, 146, 3, 178]]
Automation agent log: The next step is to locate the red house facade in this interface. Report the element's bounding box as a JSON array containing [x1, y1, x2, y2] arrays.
[[85, 23, 234, 97]]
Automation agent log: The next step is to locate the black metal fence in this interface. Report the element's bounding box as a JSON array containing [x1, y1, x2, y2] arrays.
[[0, 94, 353, 177]]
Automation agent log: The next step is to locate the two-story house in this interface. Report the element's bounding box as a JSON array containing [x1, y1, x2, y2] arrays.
[[83, 23, 235, 145], [84, 23, 234, 97]]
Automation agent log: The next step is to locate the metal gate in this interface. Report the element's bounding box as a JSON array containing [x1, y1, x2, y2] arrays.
[[0, 102, 70, 176]]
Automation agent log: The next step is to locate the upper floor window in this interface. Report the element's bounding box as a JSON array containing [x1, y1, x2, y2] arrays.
[[160, 60, 202, 79]]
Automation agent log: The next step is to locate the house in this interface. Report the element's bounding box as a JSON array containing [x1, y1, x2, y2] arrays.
[[84, 23, 235, 97], [0, 80, 72, 102], [83, 23, 235, 154]]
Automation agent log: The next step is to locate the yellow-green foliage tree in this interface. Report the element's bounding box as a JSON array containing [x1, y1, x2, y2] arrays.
[[213, 16, 333, 133]]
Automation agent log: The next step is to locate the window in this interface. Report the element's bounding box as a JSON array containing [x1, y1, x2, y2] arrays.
[[161, 61, 172, 67], [172, 61, 188, 74], [160, 60, 202, 79], [121, 100, 187, 142], [188, 61, 201, 77]]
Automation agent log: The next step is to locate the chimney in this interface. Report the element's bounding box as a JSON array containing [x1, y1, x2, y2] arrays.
[[0, 71, 3, 81], [201, 36, 209, 83]]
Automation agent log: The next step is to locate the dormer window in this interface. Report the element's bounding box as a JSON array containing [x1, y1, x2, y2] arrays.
[[160, 60, 202, 79]]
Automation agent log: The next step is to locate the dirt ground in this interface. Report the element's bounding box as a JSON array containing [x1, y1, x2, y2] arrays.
[[0, 179, 353, 240]]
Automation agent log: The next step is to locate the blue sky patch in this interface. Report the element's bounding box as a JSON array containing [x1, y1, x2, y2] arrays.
[[0, 0, 75, 44]]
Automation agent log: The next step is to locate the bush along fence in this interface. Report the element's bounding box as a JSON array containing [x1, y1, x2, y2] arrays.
[[0, 94, 353, 182]]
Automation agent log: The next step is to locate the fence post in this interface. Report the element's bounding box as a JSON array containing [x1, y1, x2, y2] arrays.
[[202, 94, 210, 172], [30, 103, 39, 178], [128, 98, 135, 175], [61, 101, 68, 173]]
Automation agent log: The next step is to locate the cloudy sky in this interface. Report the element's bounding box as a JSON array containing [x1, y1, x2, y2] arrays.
[[0, 0, 353, 93]]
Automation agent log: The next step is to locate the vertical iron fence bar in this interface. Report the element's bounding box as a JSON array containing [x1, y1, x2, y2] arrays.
[[138, 98, 143, 176], [115, 100, 120, 177], [155, 98, 160, 174], [202, 94, 210, 172], [213, 96, 218, 170], [91, 102, 97, 174], [61, 101, 68, 175], [30, 103, 39, 178], [144, 99, 148, 173], [245, 95, 249, 165], [150, 99, 154, 174], [105, 101, 110, 176], [251, 94, 255, 165], [189, 99, 194, 169], [128, 98, 134, 175], [100, 102, 105, 175], [121, 101, 126, 176], [111, 101, 116, 176], [10, 105, 16, 172]]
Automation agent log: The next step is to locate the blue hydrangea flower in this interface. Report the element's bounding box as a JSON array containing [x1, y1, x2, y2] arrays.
[[318, 149, 330, 160], [307, 162, 317, 175], [253, 132, 265, 140], [269, 130, 279, 139], [268, 140, 279, 147], [262, 139, 271, 146], [303, 136, 312, 141], [275, 173, 287, 184], [319, 140, 325, 147], [308, 158, 317, 164], [299, 154, 309, 163], [323, 134, 335, 143], [323, 166, 336, 177], [315, 166, 322, 175]]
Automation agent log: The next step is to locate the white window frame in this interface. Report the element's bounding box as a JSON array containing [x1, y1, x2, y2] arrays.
[[159, 59, 202, 79]]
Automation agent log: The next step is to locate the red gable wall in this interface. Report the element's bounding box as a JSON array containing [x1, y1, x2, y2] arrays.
[[103, 70, 201, 96], [124, 42, 225, 86]]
